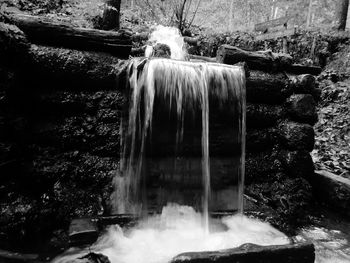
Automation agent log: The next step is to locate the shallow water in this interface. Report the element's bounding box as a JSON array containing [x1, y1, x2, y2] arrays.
[[297, 226, 350, 263]]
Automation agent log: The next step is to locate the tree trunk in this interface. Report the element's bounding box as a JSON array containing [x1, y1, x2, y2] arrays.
[[337, 0, 350, 30], [102, 0, 121, 30], [306, 0, 313, 28], [27, 44, 129, 90], [4, 10, 131, 57], [171, 243, 315, 263], [216, 45, 293, 72]]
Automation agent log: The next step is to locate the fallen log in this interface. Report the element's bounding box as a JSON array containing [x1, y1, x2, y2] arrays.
[[288, 64, 322, 76], [189, 54, 216, 62], [183, 36, 199, 45], [27, 44, 129, 90], [131, 32, 199, 45], [216, 45, 293, 72], [171, 242, 315, 263], [4, 10, 132, 58], [247, 70, 291, 103], [216, 45, 322, 76]]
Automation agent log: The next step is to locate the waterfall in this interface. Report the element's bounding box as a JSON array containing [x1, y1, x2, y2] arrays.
[[112, 58, 246, 232], [53, 57, 293, 263]]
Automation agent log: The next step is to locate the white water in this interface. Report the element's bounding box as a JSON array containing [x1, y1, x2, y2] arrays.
[[53, 204, 290, 263], [145, 25, 188, 60], [111, 58, 245, 233]]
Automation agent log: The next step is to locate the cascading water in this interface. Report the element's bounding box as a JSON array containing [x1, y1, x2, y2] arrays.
[[112, 58, 246, 232], [53, 26, 290, 263], [145, 25, 188, 60]]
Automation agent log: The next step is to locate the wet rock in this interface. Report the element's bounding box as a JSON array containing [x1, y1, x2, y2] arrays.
[[151, 43, 171, 58], [287, 94, 317, 125], [278, 121, 315, 151], [246, 128, 280, 152], [311, 170, 350, 218]]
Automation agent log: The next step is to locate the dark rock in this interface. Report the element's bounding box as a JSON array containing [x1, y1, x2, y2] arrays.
[[311, 170, 350, 218], [286, 94, 317, 125], [171, 242, 315, 263], [151, 43, 171, 58], [278, 122, 315, 151], [245, 150, 284, 183], [246, 173, 313, 229], [0, 22, 29, 68], [246, 104, 285, 128], [279, 150, 315, 179], [246, 128, 280, 152]]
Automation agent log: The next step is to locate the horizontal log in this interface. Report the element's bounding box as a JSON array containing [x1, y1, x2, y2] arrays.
[[131, 32, 198, 45], [4, 10, 132, 57], [288, 74, 320, 99], [216, 45, 322, 76], [288, 64, 322, 76], [27, 44, 129, 90], [189, 54, 216, 62], [286, 94, 318, 125], [216, 45, 293, 72], [247, 70, 290, 103], [171, 242, 315, 263]]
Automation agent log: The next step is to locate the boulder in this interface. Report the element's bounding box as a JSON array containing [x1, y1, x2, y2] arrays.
[[286, 94, 317, 125], [278, 122, 315, 152]]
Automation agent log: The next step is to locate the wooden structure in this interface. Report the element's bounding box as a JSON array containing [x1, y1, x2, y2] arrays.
[[172, 242, 315, 263], [255, 16, 296, 41], [255, 16, 297, 53]]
